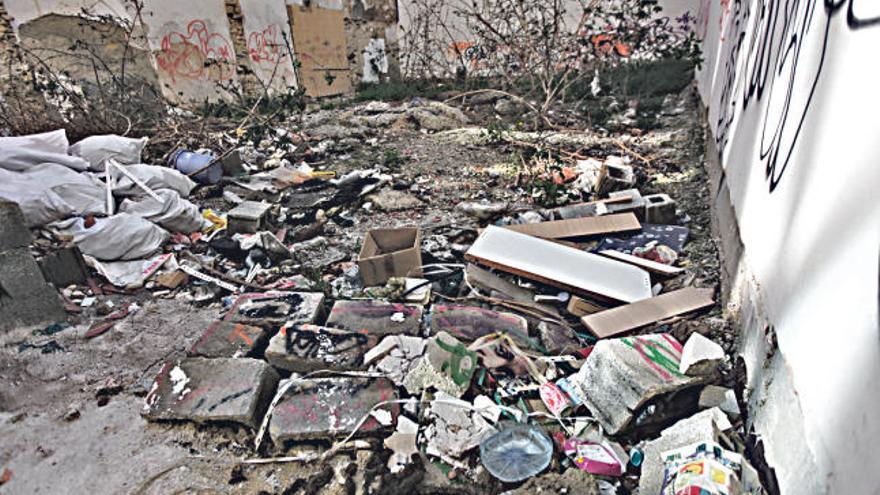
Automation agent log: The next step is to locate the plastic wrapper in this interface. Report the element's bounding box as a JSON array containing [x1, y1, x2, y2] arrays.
[[86, 253, 176, 288], [480, 423, 553, 483], [661, 442, 745, 495]]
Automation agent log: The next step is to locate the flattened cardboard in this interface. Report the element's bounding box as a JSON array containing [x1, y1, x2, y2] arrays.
[[599, 250, 685, 276], [358, 228, 422, 287], [289, 5, 352, 97], [581, 287, 715, 338], [465, 226, 652, 303], [566, 296, 609, 317], [504, 213, 641, 239]]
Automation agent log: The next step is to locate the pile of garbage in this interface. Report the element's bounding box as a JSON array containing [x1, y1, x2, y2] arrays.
[[0, 123, 763, 494]]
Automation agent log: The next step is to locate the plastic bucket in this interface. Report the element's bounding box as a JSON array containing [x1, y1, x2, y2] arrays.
[[169, 150, 221, 184]]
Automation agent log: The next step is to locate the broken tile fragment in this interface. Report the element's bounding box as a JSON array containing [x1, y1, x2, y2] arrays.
[[364, 335, 427, 386], [325, 300, 423, 336], [679, 332, 725, 376], [578, 334, 705, 435], [402, 332, 477, 398], [424, 391, 496, 461], [143, 358, 279, 428], [188, 321, 268, 358], [264, 324, 376, 372], [268, 377, 398, 444], [384, 416, 419, 473]]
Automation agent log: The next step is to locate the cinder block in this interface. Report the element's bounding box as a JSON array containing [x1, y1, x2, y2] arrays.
[[143, 357, 279, 428], [326, 300, 423, 336], [606, 188, 646, 219], [265, 324, 377, 372], [0, 201, 33, 251], [643, 193, 677, 224], [268, 377, 398, 444], [227, 201, 272, 234], [596, 158, 635, 196]]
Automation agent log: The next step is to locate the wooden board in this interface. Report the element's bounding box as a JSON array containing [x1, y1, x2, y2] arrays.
[[599, 250, 685, 276], [503, 213, 641, 239], [465, 226, 652, 303], [288, 5, 352, 97], [580, 287, 715, 338]]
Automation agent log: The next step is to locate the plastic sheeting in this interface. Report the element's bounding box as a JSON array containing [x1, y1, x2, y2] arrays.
[[50, 213, 169, 261], [0, 164, 106, 226], [69, 135, 148, 172], [112, 164, 197, 198], [118, 189, 208, 233], [0, 129, 69, 152]]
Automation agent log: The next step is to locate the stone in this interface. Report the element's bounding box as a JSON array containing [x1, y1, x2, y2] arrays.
[[228, 291, 325, 326], [698, 385, 740, 419], [142, 358, 280, 428], [402, 332, 477, 398], [155, 270, 188, 289], [429, 305, 533, 348], [423, 391, 496, 460], [639, 407, 733, 495], [577, 334, 706, 435], [265, 324, 377, 372], [37, 247, 89, 287], [325, 300, 423, 336], [268, 377, 398, 444], [0, 201, 33, 251], [679, 333, 725, 376], [364, 335, 427, 386], [595, 157, 635, 196], [188, 321, 268, 358], [643, 193, 677, 224], [0, 248, 65, 332], [227, 201, 272, 234], [366, 189, 423, 212]]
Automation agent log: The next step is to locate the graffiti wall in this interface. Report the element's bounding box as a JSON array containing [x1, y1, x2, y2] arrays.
[[239, 0, 298, 91], [697, 1, 880, 493]]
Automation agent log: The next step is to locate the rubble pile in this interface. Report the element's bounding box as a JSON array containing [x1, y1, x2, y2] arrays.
[[0, 93, 762, 494]]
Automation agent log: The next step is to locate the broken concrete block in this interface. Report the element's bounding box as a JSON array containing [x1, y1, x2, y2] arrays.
[[643, 193, 677, 224], [143, 358, 279, 428], [638, 407, 733, 495], [326, 300, 423, 336], [698, 385, 740, 419], [0, 248, 65, 332], [265, 324, 377, 372], [606, 188, 646, 219], [424, 391, 496, 460], [430, 305, 531, 346], [37, 247, 89, 287], [403, 331, 477, 397], [0, 201, 33, 251], [577, 334, 706, 435], [188, 321, 268, 359], [679, 333, 725, 376], [268, 377, 398, 444], [228, 292, 325, 326], [596, 157, 635, 196], [227, 201, 272, 234], [364, 335, 428, 386]]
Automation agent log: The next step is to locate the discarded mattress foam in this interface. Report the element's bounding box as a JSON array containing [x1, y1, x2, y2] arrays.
[[465, 225, 652, 303]]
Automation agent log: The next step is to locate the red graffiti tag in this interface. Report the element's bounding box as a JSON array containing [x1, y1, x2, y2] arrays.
[[156, 20, 234, 82], [247, 24, 288, 68]]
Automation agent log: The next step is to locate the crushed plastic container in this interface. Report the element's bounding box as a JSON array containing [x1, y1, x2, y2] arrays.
[[480, 423, 553, 483]]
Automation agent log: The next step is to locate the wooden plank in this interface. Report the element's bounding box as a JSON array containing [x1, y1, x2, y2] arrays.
[[465, 226, 652, 303], [566, 296, 608, 317], [503, 213, 641, 239], [599, 250, 685, 276], [580, 287, 715, 338], [288, 5, 352, 97]]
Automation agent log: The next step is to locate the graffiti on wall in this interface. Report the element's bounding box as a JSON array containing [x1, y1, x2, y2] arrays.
[[247, 24, 289, 70], [447, 41, 488, 70], [156, 20, 235, 82], [714, 0, 879, 192]]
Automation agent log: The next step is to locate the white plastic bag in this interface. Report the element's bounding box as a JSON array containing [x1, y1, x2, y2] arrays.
[[50, 213, 169, 261], [118, 189, 208, 233], [112, 164, 197, 198], [69, 135, 148, 172], [85, 253, 177, 288], [0, 129, 69, 153], [0, 164, 106, 226]]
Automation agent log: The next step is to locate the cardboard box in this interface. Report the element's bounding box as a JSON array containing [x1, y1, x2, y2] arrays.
[[358, 228, 422, 286]]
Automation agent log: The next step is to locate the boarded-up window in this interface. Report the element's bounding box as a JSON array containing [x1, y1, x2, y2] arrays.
[[288, 5, 351, 97]]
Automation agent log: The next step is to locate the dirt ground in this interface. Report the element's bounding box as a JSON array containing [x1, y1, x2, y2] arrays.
[[0, 82, 736, 495]]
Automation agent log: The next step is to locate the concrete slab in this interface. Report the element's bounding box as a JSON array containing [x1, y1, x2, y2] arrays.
[[264, 324, 377, 372], [429, 305, 532, 347], [37, 246, 89, 287], [0, 201, 33, 251], [188, 321, 269, 358], [268, 377, 398, 444], [227, 291, 325, 326], [0, 247, 65, 332], [577, 334, 705, 435], [143, 357, 279, 428], [325, 300, 423, 336]]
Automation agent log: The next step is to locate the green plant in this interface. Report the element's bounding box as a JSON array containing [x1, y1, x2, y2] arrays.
[[382, 148, 408, 169]]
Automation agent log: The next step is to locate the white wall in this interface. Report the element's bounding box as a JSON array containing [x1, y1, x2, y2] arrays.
[[239, 0, 299, 91], [697, 1, 880, 493]]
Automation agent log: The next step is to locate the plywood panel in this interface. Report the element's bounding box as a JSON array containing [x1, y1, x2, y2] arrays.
[[288, 5, 351, 97]]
